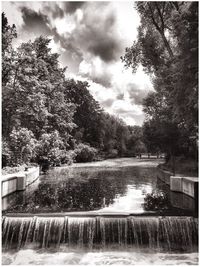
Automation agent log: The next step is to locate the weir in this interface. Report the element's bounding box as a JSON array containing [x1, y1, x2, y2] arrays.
[[2, 215, 198, 252]]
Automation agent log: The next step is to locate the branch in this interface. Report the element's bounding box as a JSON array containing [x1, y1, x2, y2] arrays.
[[155, 2, 165, 32], [147, 3, 161, 33], [161, 2, 166, 16], [148, 2, 174, 58]]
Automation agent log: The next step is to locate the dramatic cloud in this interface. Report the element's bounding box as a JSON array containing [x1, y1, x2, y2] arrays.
[[2, 1, 153, 126], [117, 93, 124, 100], [101, 98, 115, 108], [79, 57, 113, 87], [86, 12, 121, 62], [88, 38, 120, 62], [43, 3, 64, 19], [127, 83, 149, 105], [21, 7, 51, 35], [63, 1, 86, 14]]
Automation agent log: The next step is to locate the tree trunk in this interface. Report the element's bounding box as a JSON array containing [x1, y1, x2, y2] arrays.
[[160, 31, 174, 58]]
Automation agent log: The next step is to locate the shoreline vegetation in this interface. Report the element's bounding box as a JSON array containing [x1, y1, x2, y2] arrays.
[[2, 156, 198, 178]]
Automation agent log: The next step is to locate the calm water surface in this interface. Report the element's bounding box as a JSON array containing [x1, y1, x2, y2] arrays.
[[3, 158, 194, 214]]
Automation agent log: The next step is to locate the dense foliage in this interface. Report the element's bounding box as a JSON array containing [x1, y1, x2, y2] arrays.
[[122, 2, 198, 161], [2, 13, 146, 167]]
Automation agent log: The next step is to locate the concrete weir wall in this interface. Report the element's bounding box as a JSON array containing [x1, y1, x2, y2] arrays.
[[157, 167, 198, 215], [2, 167, 40, 198], [170, 176, 198, 198], [157, 167, 198, 198]]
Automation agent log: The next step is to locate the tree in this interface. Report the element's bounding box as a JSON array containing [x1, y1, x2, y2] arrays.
[[122, 2, 198, 159], [2, 12, 17, 86], [2, 14, 77, 166], [127, 126, 147, 155], [64, 79, 103, 148], [2, 35, 76, 142]]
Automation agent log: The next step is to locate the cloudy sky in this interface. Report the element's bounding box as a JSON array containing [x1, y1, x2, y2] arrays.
[[2, 1, 153, 126]]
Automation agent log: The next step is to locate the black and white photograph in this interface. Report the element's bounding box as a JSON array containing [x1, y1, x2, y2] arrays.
[[1, 1, 198, 265]]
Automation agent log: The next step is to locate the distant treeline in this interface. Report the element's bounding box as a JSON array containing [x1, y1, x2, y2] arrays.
[[2, 13, 147, 167]]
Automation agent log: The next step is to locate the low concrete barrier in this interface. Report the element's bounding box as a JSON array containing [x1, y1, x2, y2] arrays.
[[170, 191, 196, 212], [24, 167, 40, 186], [2, 176, 18, 197], [182, 177, 198, 198], [170, 175, 198, 216], [157, 167, 198, 215], [2, 166, 39, 198], [170, 176, 198, 198]]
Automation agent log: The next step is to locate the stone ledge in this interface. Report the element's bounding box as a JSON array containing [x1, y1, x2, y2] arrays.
[[170, 175, 198, 198], [157, 167, 173, 185], [2, 167, 39, 198]]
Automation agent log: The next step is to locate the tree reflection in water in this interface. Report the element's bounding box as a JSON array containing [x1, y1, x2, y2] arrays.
[[4, 166, 195, 216], [4, 166, 158, 213], [143, 190, 171, 211], [6, 176, 128, 213]]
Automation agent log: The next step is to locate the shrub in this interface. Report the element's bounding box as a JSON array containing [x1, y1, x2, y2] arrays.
[[74, 143, 97, 162], [143, 191, 170, 211], [9, 128, 37, 165], [48, 147, 63, 166], [36, 131, 65, 166], [60, 150, 76, 165], [36, 131, 76, 167], [107, 149, 118, 158]]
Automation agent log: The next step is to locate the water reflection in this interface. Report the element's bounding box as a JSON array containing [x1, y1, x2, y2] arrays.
[[142, 177, 197, 216], [3, 166, 196, 215], [143, 191, 170, 211]]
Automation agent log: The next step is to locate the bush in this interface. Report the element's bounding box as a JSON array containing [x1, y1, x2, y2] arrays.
[[107, 149, 118, 159], [60, 150, 76, 165], [38, 148, 74, 167], [74, 143, 97, 162], [143, 191, 170, 211], [48, 147, 63, 166], [36, 131, 65, 167], [9, 128, 37, 165]]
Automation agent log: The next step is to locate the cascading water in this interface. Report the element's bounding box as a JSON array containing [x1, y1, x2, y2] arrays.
[[2, 216, 198, 252]]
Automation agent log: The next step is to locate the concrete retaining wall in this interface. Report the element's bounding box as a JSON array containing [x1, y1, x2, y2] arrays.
[[157, 167, 173, 185], [170, 176, 198, 198], [2, 176, 18, 197], [170, 191, 196, 212], [157, 168, 198, 198], [2, 167, 40, 198], [24, 167, 40, 186]]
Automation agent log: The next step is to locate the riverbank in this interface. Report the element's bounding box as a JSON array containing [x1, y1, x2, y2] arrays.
[[69, 157, 164, 168], [2, 157, 163, 176], [2, 164, 38, 176]]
